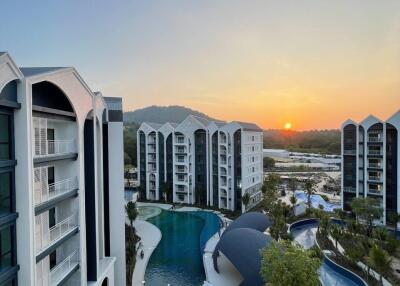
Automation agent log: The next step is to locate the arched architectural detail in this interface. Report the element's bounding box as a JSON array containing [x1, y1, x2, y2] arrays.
[[31, 81, 75, 114]]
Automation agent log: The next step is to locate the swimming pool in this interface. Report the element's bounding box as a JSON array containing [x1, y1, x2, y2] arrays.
[[290, 220, 366, 286], [144, 209, 221, 286]]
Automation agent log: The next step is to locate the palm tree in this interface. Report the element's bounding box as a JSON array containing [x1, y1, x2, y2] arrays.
[[329, 224, 343, 249], [287, 176, 297, 195], [242, 193, 251, 212], [368, 244, 391, 285], [305, 178, 316, 209], [125, 201, 138, 229]]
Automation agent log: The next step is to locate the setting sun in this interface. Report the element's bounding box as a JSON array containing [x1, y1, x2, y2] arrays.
[[284, 122, 292, 130]]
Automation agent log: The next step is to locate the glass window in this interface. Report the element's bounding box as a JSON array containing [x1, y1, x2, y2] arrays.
[[0, 172, 11, 216], [0, 226, 13, 271], [0, 114, 10, 160]]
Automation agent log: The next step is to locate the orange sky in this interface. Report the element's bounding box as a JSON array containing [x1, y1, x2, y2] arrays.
[[5, 1, 398, 131]]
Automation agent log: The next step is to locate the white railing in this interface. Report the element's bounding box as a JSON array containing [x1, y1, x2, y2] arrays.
[[49, 215, 77, 247], [368, 150, 382, 156], [343, 187, 356, 193], [368, 189, 382, 195], [176, 137, 185, 144], [35, 177, 78, 205], [368, 136, 382, 142], [343, 150, 356, 155], [368, 163, 382, 169], [50, 250, 79, 285], [368, 176, 382, 182], [35, 140, 76, 158]]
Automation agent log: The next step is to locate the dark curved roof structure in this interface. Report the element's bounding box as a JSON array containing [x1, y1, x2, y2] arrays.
[[213, 228, 272, 286], [223, 212, 273, 236]]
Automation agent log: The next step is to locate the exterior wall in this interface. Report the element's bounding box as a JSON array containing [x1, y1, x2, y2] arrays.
[[137, 116, 264, 213], [342, 112, 400, 226], [0, 53, 124, 286]]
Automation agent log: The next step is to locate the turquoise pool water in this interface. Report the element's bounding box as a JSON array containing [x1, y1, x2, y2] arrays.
[[291, 222, 363, 286], [144, 210, 221, 286]]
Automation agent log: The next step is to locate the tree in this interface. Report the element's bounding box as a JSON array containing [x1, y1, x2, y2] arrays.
[[262, 173, 281, 211], [350, 197, 383, 236], [368, 244, 391, 285], [260, 240, 322, 286], [125, 201, 138, 229], [345, 240, 364, 265], [372, 226, 388, 242], [305, 178, 316, 209], [269, 215, 287, 241], [319, 213, 330, 236], [287, 176, 297, 195], [329, 224, 343, 249], [242, 193, 251, 212], [263, 157, 275, 170], [289, 195, 297, 206]]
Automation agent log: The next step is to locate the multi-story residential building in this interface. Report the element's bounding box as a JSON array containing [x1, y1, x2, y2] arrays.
[[341, 111, 400, 225], [0, 52, 125, 286], [137, 115, 263, 212]]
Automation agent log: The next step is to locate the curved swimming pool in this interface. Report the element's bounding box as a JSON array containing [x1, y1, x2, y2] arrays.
[[144, 210, 221, 286], [290, 220, 367, 286]]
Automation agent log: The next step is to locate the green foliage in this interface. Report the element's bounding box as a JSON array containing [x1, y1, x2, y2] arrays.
[[320, 194, 329, 202], [260, 240, 322, 286], [123, 122, 139, 167], [329, 224, 343, 249], [263, 129, 340, 154], [287, 176, 297, 194], [305, 178, 316, 209], [368, 244, 391, 284], [372, 226, 388, 242], [350, 197, 383, 235], [344, 239, 364, 264], [125, 201, 138, 228], [289, 195, 297, 206], [262, 174, 281, 211], [263, 157, 275, 170], [242, 193, 251, 211]]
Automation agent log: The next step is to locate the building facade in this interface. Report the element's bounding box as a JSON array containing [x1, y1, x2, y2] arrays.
[[0, 52, 125, 286], [341, 111, 400, 225], [137, 115, 263, 212]]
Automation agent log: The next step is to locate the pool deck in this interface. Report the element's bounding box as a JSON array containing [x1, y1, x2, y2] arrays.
[[131, 220, 162, 286], [202, 230, 243, 286]]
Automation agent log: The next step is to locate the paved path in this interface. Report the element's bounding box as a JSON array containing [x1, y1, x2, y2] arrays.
[[131, 220, 162, 286]]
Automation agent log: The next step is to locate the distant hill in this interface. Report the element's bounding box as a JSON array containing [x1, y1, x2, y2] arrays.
[[124, 105, 216, 124]]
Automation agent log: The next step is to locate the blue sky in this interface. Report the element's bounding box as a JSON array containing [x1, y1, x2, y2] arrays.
[[1, 1, 400, 129]]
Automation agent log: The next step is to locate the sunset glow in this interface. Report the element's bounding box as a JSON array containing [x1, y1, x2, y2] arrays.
[[1, 1, 399, 130], [284, 123, 292, 130]]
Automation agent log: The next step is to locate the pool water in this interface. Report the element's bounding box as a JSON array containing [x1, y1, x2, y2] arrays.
[[291, 223, 361, 286], [144, 210, 221, 286]]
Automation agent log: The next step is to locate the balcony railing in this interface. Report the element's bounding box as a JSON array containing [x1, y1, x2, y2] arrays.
[[368, 176, 382, 182], [50, 250, 79, 286], [343, 187, 356, 193], [176, 148, 186, 154], [368, 136, 382, 143], [368, 163, 382, 169], [176, 137, 185, 144], [35, 177, 78, 206], [368, 150, 382, 156], [35, 140, 76, 158], [368, 189, 382, 196], [343, 150, 356, 155]]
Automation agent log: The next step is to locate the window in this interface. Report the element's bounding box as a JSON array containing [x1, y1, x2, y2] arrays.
[[0, 226, 14, 271], [0, 114, 11, 160], [178, 194, 184, 201], [0, 172, 12, 216]]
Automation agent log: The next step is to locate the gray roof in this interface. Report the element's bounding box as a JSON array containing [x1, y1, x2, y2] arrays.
[[233, 121, 263, 131], [169, 123, 178, 128], [191, 115, 210, 127], [0, 52, 6, 57], [223, 212, 273, 237], [214, 228, 272, 286], [146, 122, 163, 130], [104, 97, 122, 111], [20, 67, 68, 77]]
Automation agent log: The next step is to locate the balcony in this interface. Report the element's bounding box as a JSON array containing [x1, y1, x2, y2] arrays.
[[50, 250, 79, 286], [368, 176, 382, 183], [368, 149, 382, 156], [368, 135, 383, 143], [368, 189, 383, 196], [175, 137, 185, 144], [36, 215, 78, 255], [368, 162, 382, 169], [176, 148, 186, 154], [343, 187, 356, 193], [343, 150, 356, 156], [34, 140, 76, 159], [147, 147, 156, 153], [34, 177, 78, 207]]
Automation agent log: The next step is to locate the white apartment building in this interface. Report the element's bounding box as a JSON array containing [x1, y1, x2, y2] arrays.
[[137, 115, 263, 212], [341, 111, 400, 225], [0, 52, 125, 286]]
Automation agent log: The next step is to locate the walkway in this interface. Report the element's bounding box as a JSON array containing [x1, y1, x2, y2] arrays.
[[202, 230, 243, 286], [131, 220, 162, 286]]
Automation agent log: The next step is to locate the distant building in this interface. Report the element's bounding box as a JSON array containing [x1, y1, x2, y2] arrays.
[[263, 149, 290, 159], [341, 111, 400, 224], [0, 52, 125, 286], [137, 115, 264, 212]]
